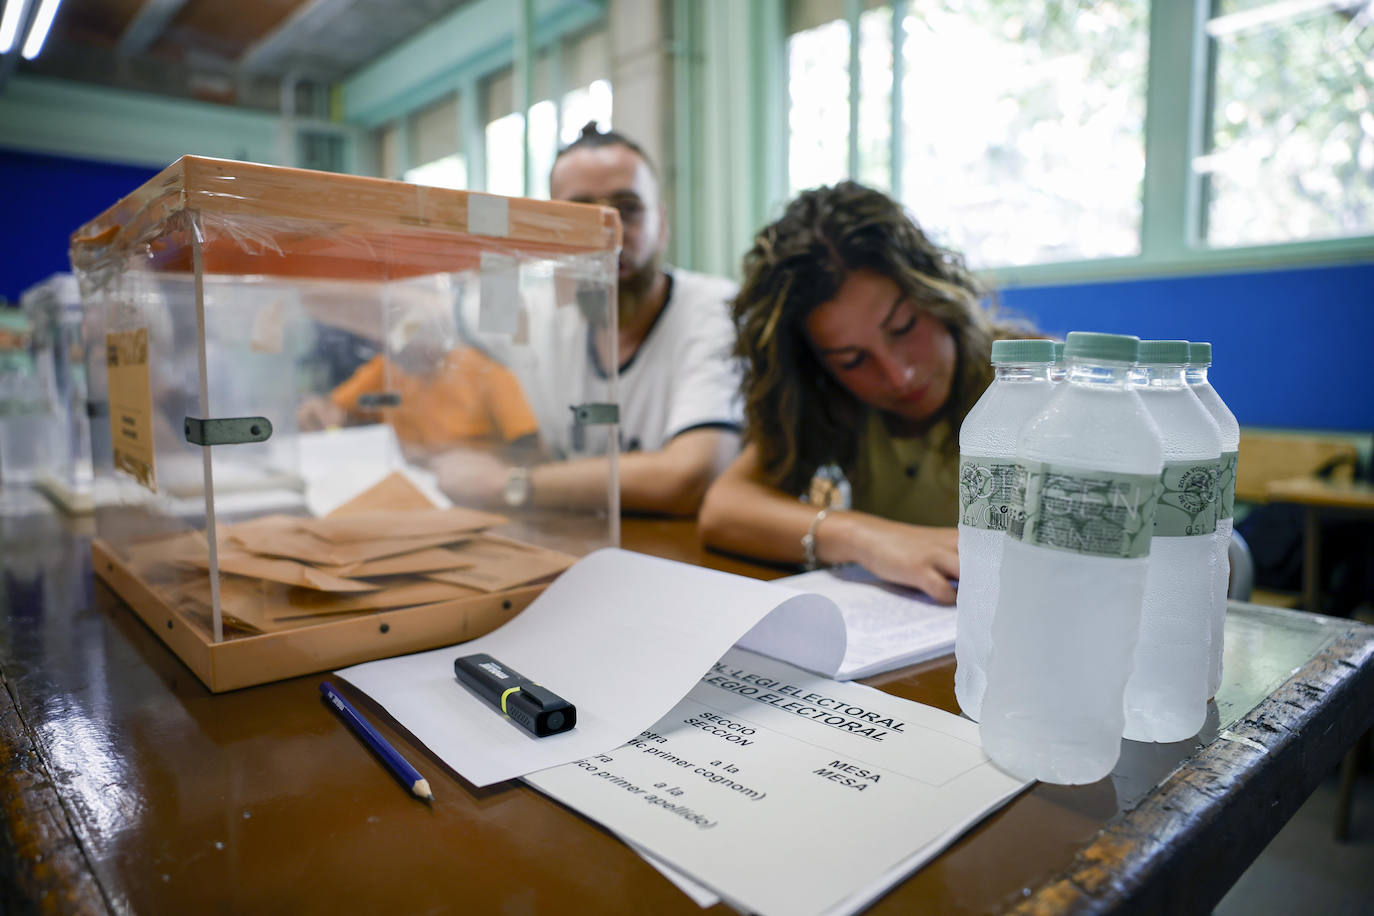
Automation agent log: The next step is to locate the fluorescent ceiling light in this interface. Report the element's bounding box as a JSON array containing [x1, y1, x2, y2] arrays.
[[20, 0, 61, 60], [0, 0, 30, 54]]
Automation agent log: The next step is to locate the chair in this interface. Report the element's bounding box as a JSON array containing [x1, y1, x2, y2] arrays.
[[1228, 528, 1254, 601], [1233, 433, 1359, 505]]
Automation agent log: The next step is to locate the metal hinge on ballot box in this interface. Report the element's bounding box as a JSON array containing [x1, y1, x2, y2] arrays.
[[184, 416, 274, 446], [570, 403, 618, 452], [357, 392, 401, 409]]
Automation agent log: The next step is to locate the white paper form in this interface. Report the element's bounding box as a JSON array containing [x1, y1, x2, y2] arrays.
[[764, 566, 958, 680], [525, 648, 1029, 916], [297, 425, 453, 516], [335, 549, 845, 787]]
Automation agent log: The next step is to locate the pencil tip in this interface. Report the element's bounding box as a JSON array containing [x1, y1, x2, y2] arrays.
[[414, 778, 434, 801]]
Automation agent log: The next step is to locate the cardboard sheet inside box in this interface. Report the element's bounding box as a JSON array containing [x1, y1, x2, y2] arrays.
[[71, 157, 622, 692]]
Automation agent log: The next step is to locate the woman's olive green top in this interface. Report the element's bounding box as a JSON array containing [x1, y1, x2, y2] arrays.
[[848, 410, 960, 527]]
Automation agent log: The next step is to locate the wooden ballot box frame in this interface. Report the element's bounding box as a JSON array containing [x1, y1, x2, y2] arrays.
[[90, 537, 546, 693]]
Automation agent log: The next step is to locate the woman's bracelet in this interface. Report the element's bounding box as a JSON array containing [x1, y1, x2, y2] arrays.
[[801, 507, 831, 571]]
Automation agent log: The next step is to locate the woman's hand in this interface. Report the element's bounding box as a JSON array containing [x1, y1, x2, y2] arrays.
[[700, 444, 960, 602], [832, 514, 960, 604]]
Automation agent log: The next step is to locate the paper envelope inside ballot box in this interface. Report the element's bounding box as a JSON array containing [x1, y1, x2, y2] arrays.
[[313, 546, 476, 578], [168, 576, 351, 635], [226, 525, 475, 567], [182, 550, 380, 593], [426, 537, 576, 592], [267, 579, 485, 619], [301, 506, 507, 543]]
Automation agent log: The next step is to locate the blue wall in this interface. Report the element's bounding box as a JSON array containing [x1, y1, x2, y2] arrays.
[[1, 149, 160, 303], [1000, 263, 1374, 433]]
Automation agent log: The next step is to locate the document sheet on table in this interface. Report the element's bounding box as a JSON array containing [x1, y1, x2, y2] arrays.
[[763, 566, 957, 679], [335, 549, 845, 787], [525, 647, 1030, 916]]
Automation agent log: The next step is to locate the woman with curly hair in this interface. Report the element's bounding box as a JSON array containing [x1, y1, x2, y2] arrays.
[[699, 182, 1031, 603]]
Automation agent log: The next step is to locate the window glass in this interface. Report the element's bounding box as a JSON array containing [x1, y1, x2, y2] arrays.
[[857, 7, 893, 192], [485, 81, 613, 198], [787, 2, 1148, 266], [405, 154, 469, 190], [899, 1, 1148, 266], [1202, 4, 1374, 246], [485, 112, 525, 197], [528, 100, 558, 199], [561, 79, 614, 146], [788, 18, 851, 195]]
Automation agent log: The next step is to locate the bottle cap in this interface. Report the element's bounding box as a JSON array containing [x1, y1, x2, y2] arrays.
[[1064, 331, 1140, 364], [1137, 340, 1191, 365], [991, 339, 1055, 364], [1189, 341, 1213, 366], [1053, 341, 1064, 363]]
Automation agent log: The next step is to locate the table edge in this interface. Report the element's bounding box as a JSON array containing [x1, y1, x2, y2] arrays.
[[1009, 621, 1374, 916]]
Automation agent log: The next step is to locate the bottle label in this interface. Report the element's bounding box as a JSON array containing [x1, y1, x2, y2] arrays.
[[1010, 461, 1161, 559], [1217, 450, 1238, 521], [958, 455, 1027, 532], [1154, 459, 1220, 537]]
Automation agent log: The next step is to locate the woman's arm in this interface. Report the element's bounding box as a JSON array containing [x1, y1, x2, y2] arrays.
[[429, 427, 739, 517], [699, 443, 960, 603]]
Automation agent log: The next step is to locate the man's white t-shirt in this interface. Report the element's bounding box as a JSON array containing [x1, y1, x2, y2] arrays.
[[508, 267, 741, 458]]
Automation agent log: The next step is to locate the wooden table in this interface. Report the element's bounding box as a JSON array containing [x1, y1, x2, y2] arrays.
[[1264, 476, 1374, 616], [3, 501, 1374, 915]]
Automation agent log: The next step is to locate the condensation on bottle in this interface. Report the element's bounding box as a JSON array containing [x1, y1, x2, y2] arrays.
[[1187, 342, 1240, 698], [979, 332, 1163, 785], [1121, 341, 1223, 743], [955, 339, 1057, 722]]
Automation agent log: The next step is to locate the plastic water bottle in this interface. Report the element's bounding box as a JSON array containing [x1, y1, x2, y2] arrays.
[[1122, 341, 1223, 742], [980, 332, 1163, 784], [955, 339, 1057, 722], [1050, 341, 1066, 383], [1188, 341, 1240, 697]]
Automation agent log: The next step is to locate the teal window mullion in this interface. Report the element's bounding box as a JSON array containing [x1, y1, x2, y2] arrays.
[[396, 115, 412, 179], [890, 0, 906, 202], [550, 35, 565, 147], [461, 77, 485, 190], [516, 0, 534, 197], [672, 0, 696, 269], [1139, 0, 1209, 261]]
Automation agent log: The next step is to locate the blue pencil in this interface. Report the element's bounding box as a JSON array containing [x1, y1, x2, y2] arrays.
[[320, 681, 433, 802]]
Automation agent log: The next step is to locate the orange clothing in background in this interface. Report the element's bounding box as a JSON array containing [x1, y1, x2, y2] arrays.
[[330, 347, 539, 450]]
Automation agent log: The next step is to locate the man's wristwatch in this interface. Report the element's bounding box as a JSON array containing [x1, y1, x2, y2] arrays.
[[502, 466, 533, 508]]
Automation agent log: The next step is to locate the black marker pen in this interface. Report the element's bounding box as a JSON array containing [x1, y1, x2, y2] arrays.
[[454, 653, 577, 738]]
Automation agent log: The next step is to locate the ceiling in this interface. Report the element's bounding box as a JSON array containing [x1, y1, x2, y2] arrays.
[[1, 0, 475, 111]]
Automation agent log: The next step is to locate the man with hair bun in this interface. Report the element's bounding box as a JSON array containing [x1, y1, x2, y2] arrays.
[[433, 123, 742, 516]]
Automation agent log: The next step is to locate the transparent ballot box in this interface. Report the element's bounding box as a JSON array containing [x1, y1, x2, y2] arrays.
[[70, 156, 622, 691], [18, 273, 95, 508], [1, 292, 63, 487]]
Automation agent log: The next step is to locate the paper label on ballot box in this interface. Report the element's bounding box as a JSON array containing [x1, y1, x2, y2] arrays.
[[106, 327, 157, 492]]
